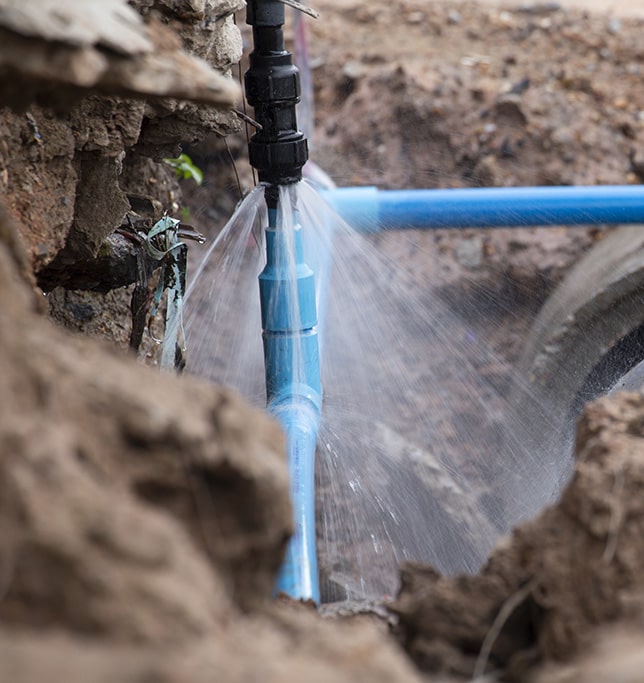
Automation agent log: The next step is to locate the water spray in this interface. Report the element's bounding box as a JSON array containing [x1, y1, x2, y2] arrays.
[[245, 0, 322, 601]]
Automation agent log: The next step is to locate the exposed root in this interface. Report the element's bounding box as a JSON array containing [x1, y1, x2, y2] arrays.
[[471, 578, 538, 681]]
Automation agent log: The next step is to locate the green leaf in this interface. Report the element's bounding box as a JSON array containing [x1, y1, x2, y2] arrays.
[[163, 153, 204, 186]]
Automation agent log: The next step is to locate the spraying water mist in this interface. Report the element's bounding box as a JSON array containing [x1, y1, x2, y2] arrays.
[[185, 176, 575, 601]]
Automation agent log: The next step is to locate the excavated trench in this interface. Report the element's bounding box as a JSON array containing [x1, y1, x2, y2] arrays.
[[2, 0, 644, 681]]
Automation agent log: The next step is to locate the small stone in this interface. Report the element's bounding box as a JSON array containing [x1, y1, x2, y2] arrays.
[[406, 11, 424, 24], [342, 60, 366, 81], [455, 235, 485, 269], [494, 94, 528, 125], [447, 10, 461, 25], [550, 127, 574, 146]]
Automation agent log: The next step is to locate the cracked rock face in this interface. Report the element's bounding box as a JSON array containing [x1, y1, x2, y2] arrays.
[[0, 0, 243, 281], [0, 0, 241, 107]]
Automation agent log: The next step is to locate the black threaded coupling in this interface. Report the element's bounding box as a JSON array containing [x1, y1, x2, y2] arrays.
[[245, 0, 308, 190]]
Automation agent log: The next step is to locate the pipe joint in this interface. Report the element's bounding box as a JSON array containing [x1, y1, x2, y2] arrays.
[[246, 0, 285, 26], [268, 385, 322, 424], [245, 0, 308, 186]]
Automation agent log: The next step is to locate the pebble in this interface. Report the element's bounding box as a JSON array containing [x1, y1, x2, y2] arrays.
[[550, 127, 574, 146], [497, 11, 515, 27], [447, 10, 461, 25], [342, 60, 366, 81], [455, 236, 484, 270], [494, 94, 528, 125], [406, 11, 424, 24]]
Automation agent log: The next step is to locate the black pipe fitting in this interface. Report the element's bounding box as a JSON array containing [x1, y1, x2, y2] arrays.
[[245, 0, 308, 198]]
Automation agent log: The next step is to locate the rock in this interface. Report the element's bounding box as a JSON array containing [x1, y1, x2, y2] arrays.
[[494, 94, 528, 126], [391, 389, 644, 679], [455, 235, 485, 269], [0, 0, 243, 287], [0, 0, 240, 109]]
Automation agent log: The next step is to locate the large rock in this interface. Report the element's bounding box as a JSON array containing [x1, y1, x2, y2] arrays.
[[0, 0, 240, 108]]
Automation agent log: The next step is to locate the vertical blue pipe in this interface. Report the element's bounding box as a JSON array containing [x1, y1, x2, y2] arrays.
[[260, 203, 322, 602]]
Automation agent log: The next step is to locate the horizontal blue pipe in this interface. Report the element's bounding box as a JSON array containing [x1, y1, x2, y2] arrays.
[[322, 185, 644, 230]]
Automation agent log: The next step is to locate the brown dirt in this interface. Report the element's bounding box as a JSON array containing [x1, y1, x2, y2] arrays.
[[2, 0, 644, 681], [308, 0, 643, 331], [391, 391, 644, 681]]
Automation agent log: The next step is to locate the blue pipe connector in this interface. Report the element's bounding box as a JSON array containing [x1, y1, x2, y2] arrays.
[[260, 212, 322, 409], [323, 185, 644, 230], [260, 205, 322, 602]]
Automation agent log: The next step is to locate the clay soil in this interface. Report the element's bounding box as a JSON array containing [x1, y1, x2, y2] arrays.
[[2, 0, 644, 682]]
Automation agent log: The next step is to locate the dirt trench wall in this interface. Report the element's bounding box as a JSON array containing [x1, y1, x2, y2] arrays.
[[0, 0, 243, 280]]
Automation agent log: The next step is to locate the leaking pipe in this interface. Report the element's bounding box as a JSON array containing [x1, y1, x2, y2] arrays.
[[322, 185, 644, 230], [260, 204, 322, 602]]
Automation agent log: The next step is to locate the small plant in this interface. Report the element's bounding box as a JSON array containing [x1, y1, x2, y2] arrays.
[[163, 153, 203, 185]]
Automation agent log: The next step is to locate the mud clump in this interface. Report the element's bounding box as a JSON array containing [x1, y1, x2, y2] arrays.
[[391, 390, 644, 680]]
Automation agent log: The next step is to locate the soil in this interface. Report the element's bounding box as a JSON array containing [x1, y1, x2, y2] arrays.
[[2, 0, 644, 681]]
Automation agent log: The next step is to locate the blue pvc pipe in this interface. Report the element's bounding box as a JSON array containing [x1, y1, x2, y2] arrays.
[[270, 401, 320, 601], [260, 205, 322, 603], [323, 185, 644, 230]]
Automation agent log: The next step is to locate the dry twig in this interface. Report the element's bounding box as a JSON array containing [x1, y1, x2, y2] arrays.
[[472, 578, 538, 681]]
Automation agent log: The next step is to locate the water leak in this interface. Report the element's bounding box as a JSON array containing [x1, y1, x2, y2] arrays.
[[185, 180, 572, 602]]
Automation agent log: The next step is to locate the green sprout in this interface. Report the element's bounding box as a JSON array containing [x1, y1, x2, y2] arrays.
[[163, 153, 203, 185]]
